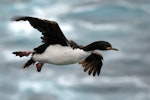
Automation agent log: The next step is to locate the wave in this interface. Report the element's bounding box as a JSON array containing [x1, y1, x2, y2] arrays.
[[77, 21, 126, 31], [56, 75, 149, 89]]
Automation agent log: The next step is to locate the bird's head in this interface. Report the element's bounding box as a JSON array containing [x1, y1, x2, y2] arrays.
[[83, 41, 118, 51], [96, 41, 118, 51]]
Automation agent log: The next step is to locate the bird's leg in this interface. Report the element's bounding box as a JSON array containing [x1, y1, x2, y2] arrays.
[[13, 51, 35, 57], [36, 63, 44, 72]]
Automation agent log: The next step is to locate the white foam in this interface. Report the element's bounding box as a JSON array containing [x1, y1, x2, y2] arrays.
[[72, 5, 98, 13], [75, 76, 149, 89], [57, 76, 77, 87], [8, 21, 34, 37], [34, 4, 71, 16], [78, 21, 127, 31]]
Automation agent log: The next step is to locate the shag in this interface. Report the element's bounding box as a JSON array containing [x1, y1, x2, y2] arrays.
[[12, 16, 118, 76]]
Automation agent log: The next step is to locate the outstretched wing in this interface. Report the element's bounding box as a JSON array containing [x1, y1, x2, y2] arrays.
[[12, 16, 69, 46], [79, 52, 103, 76]]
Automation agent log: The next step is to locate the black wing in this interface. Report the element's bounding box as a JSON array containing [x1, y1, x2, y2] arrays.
[[12, 16, 69, 46], [79, 52, 103, 76]]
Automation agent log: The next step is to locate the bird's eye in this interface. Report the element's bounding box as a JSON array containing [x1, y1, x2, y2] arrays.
[[106, 45, 110, 48]]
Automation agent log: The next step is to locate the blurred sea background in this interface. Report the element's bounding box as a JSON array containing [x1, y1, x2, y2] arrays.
[[0, 0, 150, 100]]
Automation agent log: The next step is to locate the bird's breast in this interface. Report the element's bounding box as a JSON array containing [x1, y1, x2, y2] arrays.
[[32, 45, 91, 65]]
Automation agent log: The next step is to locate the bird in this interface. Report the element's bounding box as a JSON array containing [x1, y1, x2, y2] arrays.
[[12, 16, 118, 76]]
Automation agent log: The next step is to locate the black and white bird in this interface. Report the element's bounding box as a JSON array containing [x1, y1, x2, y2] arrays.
[[12, 16, 118, 76]]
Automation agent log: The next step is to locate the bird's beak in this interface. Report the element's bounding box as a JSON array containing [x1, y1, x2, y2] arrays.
[[106, 47, 119, 51]]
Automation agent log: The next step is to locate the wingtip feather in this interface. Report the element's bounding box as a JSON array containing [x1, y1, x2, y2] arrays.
[[11, 16, 28, 21]]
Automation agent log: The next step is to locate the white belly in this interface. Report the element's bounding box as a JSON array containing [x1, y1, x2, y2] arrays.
[[32, 45, 91, 65]]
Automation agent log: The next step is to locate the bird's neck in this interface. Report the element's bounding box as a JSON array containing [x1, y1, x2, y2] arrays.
[[83, 42, 99, 51]]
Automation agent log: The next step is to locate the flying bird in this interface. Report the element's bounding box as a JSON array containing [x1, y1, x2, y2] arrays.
[[12, 16, 118, 76]]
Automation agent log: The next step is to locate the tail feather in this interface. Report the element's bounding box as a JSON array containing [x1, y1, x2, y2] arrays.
[[11, 16, 29, 21], [23, 58, 35, 68], [12, 51, 31, 57]]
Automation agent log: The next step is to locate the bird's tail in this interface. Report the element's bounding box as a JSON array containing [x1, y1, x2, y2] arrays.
[[12, 51, 32, 57], [12, 51, 35, 68], [11, 16, 29, 21], [23, 58, 35, 68]]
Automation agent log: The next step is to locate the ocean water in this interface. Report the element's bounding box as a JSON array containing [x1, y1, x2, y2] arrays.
[[0, 0, 150, 100]]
